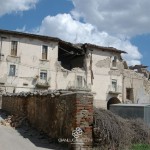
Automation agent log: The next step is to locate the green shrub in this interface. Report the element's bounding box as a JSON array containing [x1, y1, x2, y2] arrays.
[[131, 144, 150, 150]]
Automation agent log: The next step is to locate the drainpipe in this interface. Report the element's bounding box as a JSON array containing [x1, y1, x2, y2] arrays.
[[83, 45, 91, 89], [122, 74, 125, 103], [0, 36, 2, 60], [0, 36, 6, 60], [85, 52, 88, 88]]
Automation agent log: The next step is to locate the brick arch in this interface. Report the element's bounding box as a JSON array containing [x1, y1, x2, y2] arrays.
[[107, 97, 121, 110]]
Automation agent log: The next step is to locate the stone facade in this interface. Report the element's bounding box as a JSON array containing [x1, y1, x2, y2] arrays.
[[0, 30, 126, 109]]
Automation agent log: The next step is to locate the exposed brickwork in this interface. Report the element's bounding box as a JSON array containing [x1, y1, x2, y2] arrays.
[[2, 91, 93, 149]]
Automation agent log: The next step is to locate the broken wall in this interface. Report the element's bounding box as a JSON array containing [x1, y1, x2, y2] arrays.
[[2, 91, 93, 149], [85, 48, 124, 108], [55, 61, 88, 90], [123, 69, 150, 104]]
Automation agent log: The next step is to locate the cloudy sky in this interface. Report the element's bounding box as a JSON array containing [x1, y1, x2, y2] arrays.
[[0, 0, 150, 67]]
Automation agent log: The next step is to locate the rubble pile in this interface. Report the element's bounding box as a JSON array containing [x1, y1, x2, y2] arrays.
[[3, 89, 74, 98], [0, 113, 28, 128]]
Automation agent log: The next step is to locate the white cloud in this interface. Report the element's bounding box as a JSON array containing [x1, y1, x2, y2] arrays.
[[16, 26, 27, 32], [37, 14, 142, 65], [0, 0, 143, 66], [71, 0, 150, 37], [0, 0, 38, 16]]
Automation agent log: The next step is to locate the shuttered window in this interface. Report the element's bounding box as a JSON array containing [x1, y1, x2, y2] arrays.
[[9, 65, 16, 76], [77, 76, 83, 88], [112, 79, 117, 92], [40, 70, 47, 80], [11, 41, 18, 56], [112, 56, 117, 67], [42, 45, 48, 60]]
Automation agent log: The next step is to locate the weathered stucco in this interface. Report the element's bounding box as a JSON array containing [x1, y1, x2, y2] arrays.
[[0, 34, 58, 93], [1, 30, 150, 109], [85, 48, 124, 108], [123, 69, 150, 104]]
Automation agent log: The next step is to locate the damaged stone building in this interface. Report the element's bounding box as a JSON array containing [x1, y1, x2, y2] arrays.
[[0, 29, 150, 109], [123, 65, 150, 104]]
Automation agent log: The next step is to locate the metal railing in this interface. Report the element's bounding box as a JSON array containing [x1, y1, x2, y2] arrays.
[[108, 85, 122, 94], [35, 79, 50, 88], [67, 81, 91, 91]]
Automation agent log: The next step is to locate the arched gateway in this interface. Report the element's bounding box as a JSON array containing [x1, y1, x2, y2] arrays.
[[107, 97, 121, 109]]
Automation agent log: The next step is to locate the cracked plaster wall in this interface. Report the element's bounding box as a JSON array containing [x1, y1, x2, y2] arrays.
[[55, 60, 87, 90], [0, 34, 58, 93], [123, 69, 150, 104], [86, 48, 123, 108]]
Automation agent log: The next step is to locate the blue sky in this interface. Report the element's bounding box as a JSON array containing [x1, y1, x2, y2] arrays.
[[0, 0, 73, 30], [0, 0, 150, 68], [131, 35, 150, 68]]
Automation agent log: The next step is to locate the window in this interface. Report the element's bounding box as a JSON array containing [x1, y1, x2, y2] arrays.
[[126, 88, 133, 100], [9, 65, 16, 76], [77, 76, 83, 88], [112, 56, 117, 67], [112, 79, 117, 92], [11, 41, 18, 56], [42, 45, 48, 60], [40, 70, 47, 80]]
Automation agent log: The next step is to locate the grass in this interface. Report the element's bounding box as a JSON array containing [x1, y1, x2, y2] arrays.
[[130, 144, 150, 150]]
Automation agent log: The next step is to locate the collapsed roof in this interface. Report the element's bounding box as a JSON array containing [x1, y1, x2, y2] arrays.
[[0, 29, 126, 54]]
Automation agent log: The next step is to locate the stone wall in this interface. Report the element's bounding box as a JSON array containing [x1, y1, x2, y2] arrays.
[[2, 90, 93, 149]]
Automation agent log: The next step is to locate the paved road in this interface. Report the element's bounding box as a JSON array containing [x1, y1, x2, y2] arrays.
[[0, 125, 49, 150], [0, 124, 68, 150], [0, 124, 65, 150], [0, 113, 67, 150]]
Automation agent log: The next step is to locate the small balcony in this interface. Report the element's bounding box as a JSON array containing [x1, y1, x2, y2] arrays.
[[6, 55, 20, 63], [108, 85, 122, 94], [67, 81, 91, 91], [35, 79, 50, 88]]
